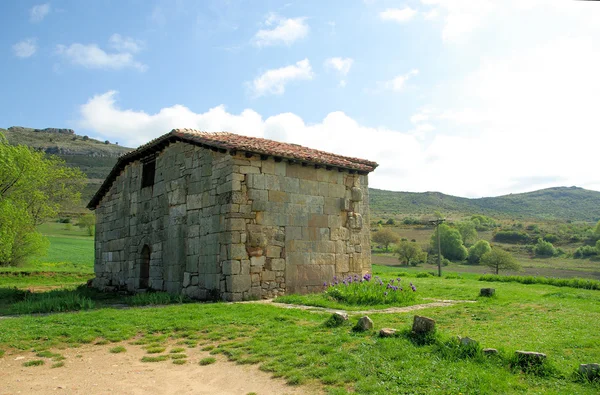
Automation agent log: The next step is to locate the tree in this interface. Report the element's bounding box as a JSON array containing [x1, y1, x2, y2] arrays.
[[480, 247, 521, 275], [0, 133, 85, 266], [77, 214, 96, 236], [395, 241, 425, 266], [467, 240, 491, 264], [457, 221, 478, 246], [430, 223, 468, 261], [533, 238, 556, 257], [372, 228, 401, 251]]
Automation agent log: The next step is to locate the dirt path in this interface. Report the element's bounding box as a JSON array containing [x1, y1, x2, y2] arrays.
[[244, 298, 475, 315], [0, 343, 319, 395]]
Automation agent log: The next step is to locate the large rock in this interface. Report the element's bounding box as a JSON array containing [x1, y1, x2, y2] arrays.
[[480, 288, 495, 297], [458, 336, 477, 346], [354, 316, 374, 332], [412, 315, 436, 334]]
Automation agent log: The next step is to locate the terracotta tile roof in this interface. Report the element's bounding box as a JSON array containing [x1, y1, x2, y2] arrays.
[[87, 129, 378, 209]]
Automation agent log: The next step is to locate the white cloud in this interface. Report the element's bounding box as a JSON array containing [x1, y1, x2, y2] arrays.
[[56, 36, 147, 71], [324, 57, 353, 76], [76, 83, 600, 197], [380, 7, 417, 23], [249, 59, 314, 97], [12, 38, 37, 58], [384, 69, 419, 91], [30, 3, 50, 23], [252, 13, 309, 47], [109, 34, 144, 53]]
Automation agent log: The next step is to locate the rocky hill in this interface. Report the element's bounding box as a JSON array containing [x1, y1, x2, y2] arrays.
[[4, 126, 600, 221]]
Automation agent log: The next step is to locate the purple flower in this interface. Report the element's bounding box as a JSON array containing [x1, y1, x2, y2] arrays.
[[411, 285, 417, 292], [397, 278, 402, 282], [363, 273, 372, 281], [323, 282, 327, 287], [390, 279, 394, 284]]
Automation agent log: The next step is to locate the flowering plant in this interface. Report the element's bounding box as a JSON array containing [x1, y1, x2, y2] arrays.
[[323, 273, 417, 306]]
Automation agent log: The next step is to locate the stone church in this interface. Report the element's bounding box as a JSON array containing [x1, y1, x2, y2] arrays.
[[88, 129, 378, 301]]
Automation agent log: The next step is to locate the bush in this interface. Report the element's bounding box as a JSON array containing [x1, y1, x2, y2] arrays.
[[385, 218, 396, 225], [543, 234, 559, 243], [467, 240, 492, 264], [325, 274, 417, 305], [533, 239, 556, 257], [573, 245, 597, 258], [493, 231, 530, 244]]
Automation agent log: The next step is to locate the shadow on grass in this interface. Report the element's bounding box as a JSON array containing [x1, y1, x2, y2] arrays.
[[0, 286, 192, 315]]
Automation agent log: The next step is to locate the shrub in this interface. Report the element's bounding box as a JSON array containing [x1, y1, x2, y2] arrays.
[[199, 357, 216, 366], [467, 240, 491, 264], [324, 274, 417, 305], [493, 231, 530, 244], [543, 233, 559, 243], [416, 272, 433, 278], [533, 238, 556, 257], [573, 245, 597, 259]]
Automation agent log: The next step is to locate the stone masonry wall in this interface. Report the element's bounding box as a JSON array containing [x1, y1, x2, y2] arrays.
[[93, 142, 372, 301], [94, 142, 231, 296], [221, 152, 371, 300]]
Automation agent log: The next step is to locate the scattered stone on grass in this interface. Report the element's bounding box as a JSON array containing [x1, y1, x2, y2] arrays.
[[354, 316, 374, 332], [379, 328, 397, 337], [579, 363, 600, 381], [514, 351, 546, 368], [412, 315, 435, 334], [332, 312, 348, 324], [483, 348, 499, 355], [480, 288, 495, 297], [458, 336, 478, 346]]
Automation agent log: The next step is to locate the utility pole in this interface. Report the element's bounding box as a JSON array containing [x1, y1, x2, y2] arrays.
[[429, 218, 445, 277]]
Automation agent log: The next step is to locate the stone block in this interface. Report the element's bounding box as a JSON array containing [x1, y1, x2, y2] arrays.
[[579, 364, 600, 381], [240, 166, 260, 174], [379, 328, 397, 337], [514, 351, 547, 369], [262, 271, 276, 281], [252, 200, 268, 212], [350, 187, 363, 202], [183, 272, 192, 288], [483, 348, 499, 355], [268, 258, 285, 271], [261, 160, 275, 174], [266, 245, 282, 258], [412, 316, 436, 334], [226, 274, 251, 293], [308, 214, 328, 228], [328, 312, 348, 327], [282, 177, 299, 194], [222, 260, 241, 275], [354, 316, 374, 332], [335, 254, 349, 273], [250, 255, 266, 267], [246, 174, 266, 189], [229, 243, 247, 260]]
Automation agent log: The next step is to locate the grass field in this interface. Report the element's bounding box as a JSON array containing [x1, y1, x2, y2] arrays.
[[0, 268, 598, 393], [0, 219, 598, 393]]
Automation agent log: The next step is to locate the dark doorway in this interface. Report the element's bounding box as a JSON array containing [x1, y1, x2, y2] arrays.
[[140, 245, 151, 289]]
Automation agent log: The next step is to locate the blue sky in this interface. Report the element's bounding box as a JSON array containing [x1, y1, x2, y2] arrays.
[[2, 0, 600, 197]]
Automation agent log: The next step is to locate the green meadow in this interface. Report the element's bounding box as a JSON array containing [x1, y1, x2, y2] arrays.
[[0, 221, 598, 394]]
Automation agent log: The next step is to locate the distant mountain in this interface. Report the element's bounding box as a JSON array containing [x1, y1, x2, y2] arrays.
[[370, 187, 600, 222], [4, 126, 599, 221]]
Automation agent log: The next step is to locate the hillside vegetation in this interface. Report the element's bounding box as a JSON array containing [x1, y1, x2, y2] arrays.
[[370, 187, 600, 222], [4, 126, 600, 222], [2, 126, 131, 208]]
